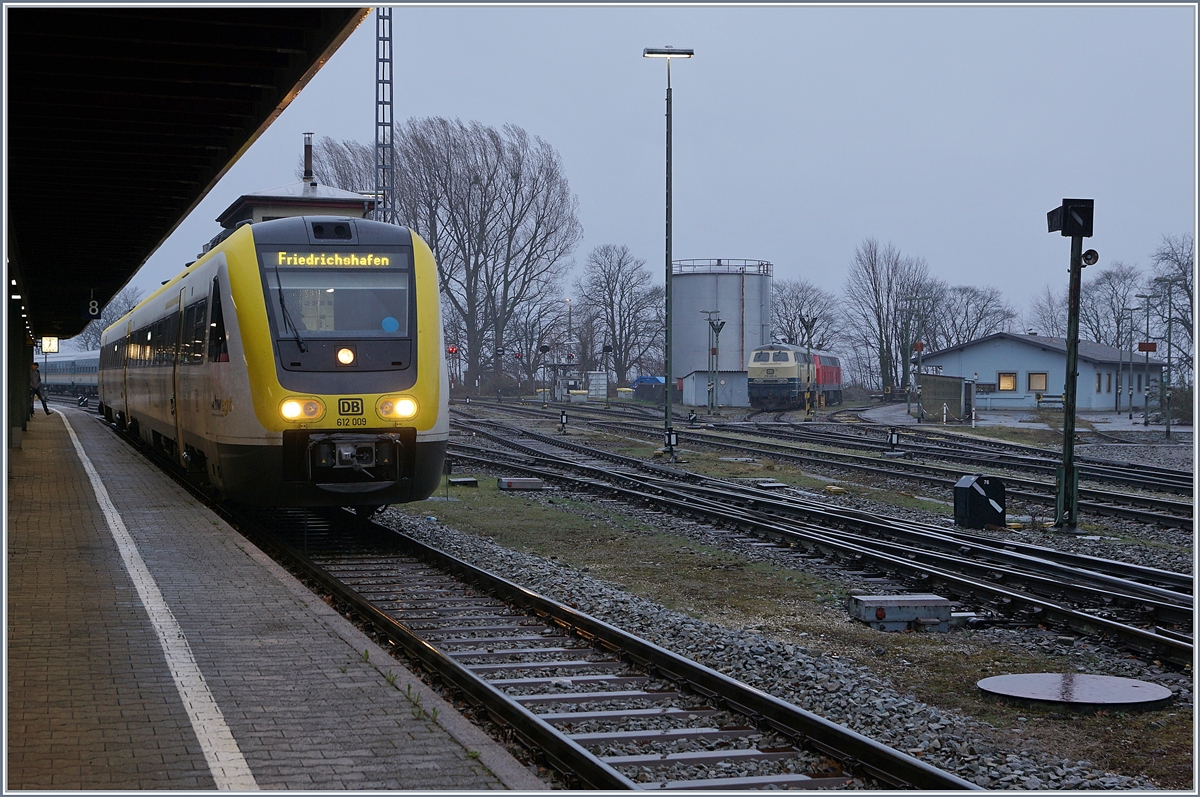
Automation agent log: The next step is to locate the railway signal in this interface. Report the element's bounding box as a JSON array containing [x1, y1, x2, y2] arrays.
[[1045, 197, 1095, 532]]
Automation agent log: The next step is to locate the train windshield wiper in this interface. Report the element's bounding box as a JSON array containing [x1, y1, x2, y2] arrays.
[[273, 265, 308, 353]]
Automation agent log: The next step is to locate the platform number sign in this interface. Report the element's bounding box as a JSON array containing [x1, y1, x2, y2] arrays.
[[82, 294, 101, 320]]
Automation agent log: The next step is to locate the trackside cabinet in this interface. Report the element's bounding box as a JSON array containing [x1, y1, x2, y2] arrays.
[[954, 474, 1006, 529]]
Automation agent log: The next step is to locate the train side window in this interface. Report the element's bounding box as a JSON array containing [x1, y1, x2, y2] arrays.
[[208, 279, 229, 362], [182, 304, 197, 363], [191, 299, 208, 364]]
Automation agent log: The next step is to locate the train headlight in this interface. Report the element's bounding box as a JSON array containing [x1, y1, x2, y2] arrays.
[[378, 396, 418, 419], [280, 397, 324, 422], [337, 347, 356, 365]]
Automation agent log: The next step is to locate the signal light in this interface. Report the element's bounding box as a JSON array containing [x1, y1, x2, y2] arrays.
[[447, 345, 458, 355]]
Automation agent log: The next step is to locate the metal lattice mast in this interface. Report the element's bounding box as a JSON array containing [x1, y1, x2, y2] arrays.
[[373, 8, 397, 224]]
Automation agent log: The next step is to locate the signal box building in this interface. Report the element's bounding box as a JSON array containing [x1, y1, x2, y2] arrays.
[[918, 332, 1164, 411]]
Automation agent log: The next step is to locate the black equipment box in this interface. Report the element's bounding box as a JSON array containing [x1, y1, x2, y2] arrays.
[[954, 474, 1005, 529]]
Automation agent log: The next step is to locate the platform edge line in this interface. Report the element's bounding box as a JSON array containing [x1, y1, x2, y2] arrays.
[[59, 412, 259, 791]]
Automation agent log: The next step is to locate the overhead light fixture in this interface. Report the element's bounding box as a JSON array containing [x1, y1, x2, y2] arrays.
[[643, 46, 694, 58]]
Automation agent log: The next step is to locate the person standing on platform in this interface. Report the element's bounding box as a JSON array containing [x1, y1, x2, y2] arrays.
[[30, 362, 51, 416]]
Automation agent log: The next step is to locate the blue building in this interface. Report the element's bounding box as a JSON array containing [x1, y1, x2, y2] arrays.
[[918, 332, 1164, 411]]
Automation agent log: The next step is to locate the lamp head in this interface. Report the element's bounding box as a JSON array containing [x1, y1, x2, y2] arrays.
[[643, 47, 694, 58], [1081, 249, 1099, 266]]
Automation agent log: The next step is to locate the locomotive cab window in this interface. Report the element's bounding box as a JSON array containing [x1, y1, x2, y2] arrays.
[[752, 351, 771, 362], [262, 253, 411, 339], [772, 351, 790, 362]]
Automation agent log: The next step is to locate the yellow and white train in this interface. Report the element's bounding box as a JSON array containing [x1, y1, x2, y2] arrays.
[[99, 216, 447, 508]]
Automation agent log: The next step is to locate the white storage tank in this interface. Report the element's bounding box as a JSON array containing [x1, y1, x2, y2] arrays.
[[670, 259, 773, 383]]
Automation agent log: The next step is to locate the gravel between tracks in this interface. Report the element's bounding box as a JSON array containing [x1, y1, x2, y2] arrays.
[[382, 499, 1188, 790], [382, 423, 1191, 789]]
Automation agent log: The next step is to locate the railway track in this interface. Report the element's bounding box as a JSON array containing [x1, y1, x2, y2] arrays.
[[446, 419, 1193, 667], [735, 422, 1194, 496], [86, 405, 978, 790], [576, 417, 1193, 529], [236, 508, 980, 791]]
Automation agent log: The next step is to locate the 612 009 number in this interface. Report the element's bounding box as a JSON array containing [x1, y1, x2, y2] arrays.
[[337, 417, 367, 427]]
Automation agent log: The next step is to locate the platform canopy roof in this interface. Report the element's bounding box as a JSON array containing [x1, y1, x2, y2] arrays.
[[6, 6, 369, 341]]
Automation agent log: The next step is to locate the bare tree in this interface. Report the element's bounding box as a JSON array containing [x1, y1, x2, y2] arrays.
[[841, 239, 933, 391], [1079, 261, 1142, 346], [574, 245, 663, 385], [1025, 285, 1069, 337], [770, 277, 840, 350], [933, 285, 1018, 348], [505, 288, 566, 391], [395, 118, 581, 389], [1148, 233, 1193, 383], [300, 136, 374, 192], [66, 285, 145, 351]]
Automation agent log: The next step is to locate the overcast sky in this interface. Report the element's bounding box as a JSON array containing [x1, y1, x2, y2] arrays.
[[130, 4, 1197, 320]]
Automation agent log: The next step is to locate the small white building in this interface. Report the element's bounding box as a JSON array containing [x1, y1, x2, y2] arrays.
[[918, 332, 1164, 410], [681, 370, 749, 408]]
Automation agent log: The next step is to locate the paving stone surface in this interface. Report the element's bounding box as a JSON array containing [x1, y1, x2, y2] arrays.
[[7, 408, 543, 790]]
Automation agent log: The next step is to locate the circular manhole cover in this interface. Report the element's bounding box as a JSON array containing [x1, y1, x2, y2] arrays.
[[978, 673, 1172, 711]]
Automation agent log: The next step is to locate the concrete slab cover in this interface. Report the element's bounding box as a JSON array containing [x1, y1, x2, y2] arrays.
[[498, 476, 545, 490], [977, 673, 1173, 711]]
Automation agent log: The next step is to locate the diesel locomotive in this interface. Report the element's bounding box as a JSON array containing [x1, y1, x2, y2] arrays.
[[747, 343, 844, 410], [98, 216, 447, 508]]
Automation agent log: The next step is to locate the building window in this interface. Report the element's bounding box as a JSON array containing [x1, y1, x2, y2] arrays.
[[1106, 373, 1112, 393], [1096, 373, 1102, 393], [998, 372, 1017, 391], [1028, 372, 1047, 392], [1137, 374, 1142, 392]]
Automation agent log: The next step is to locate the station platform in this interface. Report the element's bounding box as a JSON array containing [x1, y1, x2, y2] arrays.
[[6, 407, 544, 791]]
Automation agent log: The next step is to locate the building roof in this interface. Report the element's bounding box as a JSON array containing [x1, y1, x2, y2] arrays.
[[215, 180, 375, 228], [7, 7, 368, 340], [919, 332, 1164, 368]]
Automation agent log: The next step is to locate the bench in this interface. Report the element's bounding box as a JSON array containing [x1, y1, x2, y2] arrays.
[[1036, 394, 1063, 408]]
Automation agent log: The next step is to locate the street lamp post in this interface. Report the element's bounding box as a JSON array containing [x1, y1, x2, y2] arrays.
[[645, 45, 693, 460]]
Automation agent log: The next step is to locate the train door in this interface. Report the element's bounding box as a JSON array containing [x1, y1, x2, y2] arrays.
[[120, 321, 132, 429], [172, 288, 187, 465]]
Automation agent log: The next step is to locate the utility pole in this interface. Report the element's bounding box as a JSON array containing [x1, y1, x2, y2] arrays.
[[1046, 198, 1097, 532], [373, 8, 397, 224], [1153, 277, 1181, 438]]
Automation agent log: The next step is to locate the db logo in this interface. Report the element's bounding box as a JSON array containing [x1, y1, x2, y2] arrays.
[[338, 398, 364, 415]]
